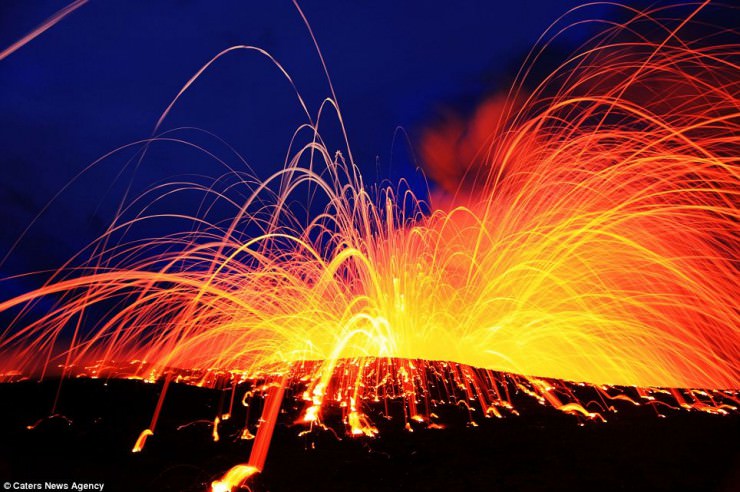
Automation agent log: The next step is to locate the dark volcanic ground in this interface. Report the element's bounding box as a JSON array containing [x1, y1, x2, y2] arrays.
[[0, 379, 737, 492]]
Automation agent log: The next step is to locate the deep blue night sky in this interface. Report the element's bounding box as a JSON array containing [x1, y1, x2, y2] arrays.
[[0, 0, 632, 297]]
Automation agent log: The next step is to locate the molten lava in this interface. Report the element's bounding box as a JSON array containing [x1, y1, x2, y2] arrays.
[[0, 3, 738, 491]]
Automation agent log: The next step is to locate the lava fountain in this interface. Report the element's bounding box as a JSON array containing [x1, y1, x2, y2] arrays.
[[0, 2, 738, 492]]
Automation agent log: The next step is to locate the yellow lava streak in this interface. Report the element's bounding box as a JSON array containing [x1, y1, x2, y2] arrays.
[[132, 429, 153, 453], [211, 465, 259, 492]]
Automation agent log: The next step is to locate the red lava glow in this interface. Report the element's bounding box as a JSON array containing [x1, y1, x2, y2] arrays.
[[0, 3, 738, 491]]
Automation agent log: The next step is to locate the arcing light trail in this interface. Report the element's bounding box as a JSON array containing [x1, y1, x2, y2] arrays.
[[0, 3, 739, 491]]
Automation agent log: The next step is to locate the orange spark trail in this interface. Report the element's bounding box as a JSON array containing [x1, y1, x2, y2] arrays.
[[0, 0, 88, 62]]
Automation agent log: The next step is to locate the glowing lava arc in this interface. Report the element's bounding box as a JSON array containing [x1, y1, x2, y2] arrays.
[[0, 3, 739, 492]]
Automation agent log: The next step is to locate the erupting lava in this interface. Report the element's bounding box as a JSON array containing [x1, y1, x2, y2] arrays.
[[0, 3, 738, 491]]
